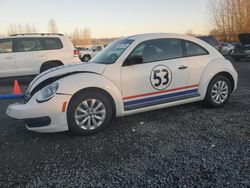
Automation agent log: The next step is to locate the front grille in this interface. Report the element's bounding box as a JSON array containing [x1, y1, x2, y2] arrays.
[[25, 117, 51, 128], [24, 93, 31, 103]]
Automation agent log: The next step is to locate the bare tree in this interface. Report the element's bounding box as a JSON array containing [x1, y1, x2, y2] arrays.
[[7, 23, 37, 35], [83, 28, 91, 46], [208, 0, 250, 42], [71, 28, 92, 47], [48, 19, 58, 33], [185, 29, 196, 36], [72, 28, 80, 45]]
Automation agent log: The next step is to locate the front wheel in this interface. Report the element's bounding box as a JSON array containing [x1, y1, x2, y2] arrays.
[[204, 75, 231, 108], [67, 91, 113, 135]]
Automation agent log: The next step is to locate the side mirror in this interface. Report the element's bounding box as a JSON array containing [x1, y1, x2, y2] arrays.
[[92, 49, 96, 52], [126, 55, 143, 66]]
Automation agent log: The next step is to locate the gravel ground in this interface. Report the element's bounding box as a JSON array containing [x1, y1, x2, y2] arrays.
[[0, 58, 249, 187]]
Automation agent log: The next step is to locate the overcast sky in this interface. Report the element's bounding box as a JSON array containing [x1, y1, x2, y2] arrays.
[[0, 0, 209, 38]]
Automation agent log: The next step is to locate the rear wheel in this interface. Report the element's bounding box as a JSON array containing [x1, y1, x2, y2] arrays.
[[67, 91, 113, 135], [204, 75, 231, 108], [82, 55, 91, 62]]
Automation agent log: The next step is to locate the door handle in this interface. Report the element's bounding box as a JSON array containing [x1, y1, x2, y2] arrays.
[[178, 65, 187, 70], [38, 55, 45, 57], [5, 56, 13, 60]]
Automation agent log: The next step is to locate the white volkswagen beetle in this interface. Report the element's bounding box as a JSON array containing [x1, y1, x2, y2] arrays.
[[6, 33, 238, 135]]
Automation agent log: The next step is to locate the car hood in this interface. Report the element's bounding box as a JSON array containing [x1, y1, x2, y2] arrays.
[[27, 62, 106, 93]]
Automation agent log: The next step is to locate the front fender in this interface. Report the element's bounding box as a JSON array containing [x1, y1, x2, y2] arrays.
[[198, 58, 238, 99], [57, 73, 124, 116]]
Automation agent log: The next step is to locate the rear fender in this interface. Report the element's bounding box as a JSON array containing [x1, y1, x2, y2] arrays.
[[198, 58, 238, 99]]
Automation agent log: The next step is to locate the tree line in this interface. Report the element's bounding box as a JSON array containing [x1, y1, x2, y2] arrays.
[[208, 0, 250, 42], [4, 19, 92, 47]]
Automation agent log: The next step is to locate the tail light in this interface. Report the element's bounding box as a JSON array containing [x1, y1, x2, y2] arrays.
[[73, 49, 80, 57]]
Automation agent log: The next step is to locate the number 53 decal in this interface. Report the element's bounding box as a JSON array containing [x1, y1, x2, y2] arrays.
[[150, 65, 172, 90]]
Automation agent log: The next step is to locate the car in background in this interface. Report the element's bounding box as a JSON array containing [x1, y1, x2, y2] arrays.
[[197, 35, 221, 52], [231, 33, 250, 61], [231, 45, 250, 61], [79, 45, 105, 62], [231, 42, 242, 49], [220, 42, 235, 55], [0, 33, 80, 78]]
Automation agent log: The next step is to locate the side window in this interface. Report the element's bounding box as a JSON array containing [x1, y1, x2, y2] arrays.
[[43, 38, 63, 50], [36, 39, 44, 51], [15, 38, 38, 52], [184, 41, 209, 57], [127, 39, 183, 64], [0, 40, 12, 53], [96, 46, 102, 51]]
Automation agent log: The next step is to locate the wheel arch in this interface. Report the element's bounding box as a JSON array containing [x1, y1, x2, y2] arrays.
[[199, 71, 236, 99], [198, 59, 237, 99], [40, 60, 64, 73], [57, 73, 124, 117], [69, 87, 117, 118], [213, 72, 235, 92]]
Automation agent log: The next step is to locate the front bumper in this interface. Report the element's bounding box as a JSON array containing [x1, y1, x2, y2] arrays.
[[6, 93, 72, 133]]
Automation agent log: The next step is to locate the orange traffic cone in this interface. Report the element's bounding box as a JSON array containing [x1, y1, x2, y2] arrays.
[[13, 80, 22, 95]]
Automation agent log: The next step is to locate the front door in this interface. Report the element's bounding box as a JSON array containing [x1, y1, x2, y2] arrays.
[[0, 39, 17, 78], [121, 38, 197, 111]]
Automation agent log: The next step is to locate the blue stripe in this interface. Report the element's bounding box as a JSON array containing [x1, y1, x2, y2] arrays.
[[0, 94, 25, 100], [124, 89, 198, 107]]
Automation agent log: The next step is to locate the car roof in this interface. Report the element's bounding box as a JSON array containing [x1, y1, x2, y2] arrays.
[[126, 33, 192, 40], [0, 33, 65, 39], [123, 33, 222, 57]]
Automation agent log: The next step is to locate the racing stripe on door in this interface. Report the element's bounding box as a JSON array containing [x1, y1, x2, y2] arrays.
[[123, 84, 199, 111]]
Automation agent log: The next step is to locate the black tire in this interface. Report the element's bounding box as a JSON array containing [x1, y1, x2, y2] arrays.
[[82, 55, 91, 62], [40, 62, 62, 73], [204, 75, 232, 108], [67, 90, 113, 135]]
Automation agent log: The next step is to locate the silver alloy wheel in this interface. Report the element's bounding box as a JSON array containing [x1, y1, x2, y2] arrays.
[[74, 99, 106, 130], [84, 56, 90, 62], [211, 80, 229, 104]]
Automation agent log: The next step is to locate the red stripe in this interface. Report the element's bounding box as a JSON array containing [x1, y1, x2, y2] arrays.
[[123, 84, 199, 100]]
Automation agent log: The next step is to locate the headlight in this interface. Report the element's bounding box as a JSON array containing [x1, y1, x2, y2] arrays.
[[36, 82, 59, 102]]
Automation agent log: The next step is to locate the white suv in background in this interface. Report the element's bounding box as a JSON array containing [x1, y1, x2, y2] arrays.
[[0, 33, 80, 78]]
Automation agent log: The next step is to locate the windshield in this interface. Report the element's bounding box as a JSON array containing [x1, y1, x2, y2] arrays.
[[90, 39, 134, 64]]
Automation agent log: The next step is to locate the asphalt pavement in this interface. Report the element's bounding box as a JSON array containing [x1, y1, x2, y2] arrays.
[[0, 57, 249, 187]]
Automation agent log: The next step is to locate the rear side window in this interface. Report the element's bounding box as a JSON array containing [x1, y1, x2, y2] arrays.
[[129, 38, 183, 64], [96, 46, 102, 51], [43, 38, 63, 50], [0, 40, 12, 53], [184, 41, 209, 57], [15, 38, 43, 52]]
